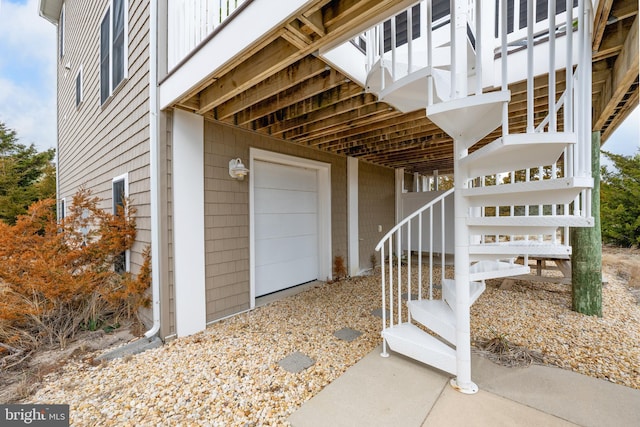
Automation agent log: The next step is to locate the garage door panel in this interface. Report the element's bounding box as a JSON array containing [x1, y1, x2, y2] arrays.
[[255, 234, 318, 266], [256, 256, 318, 296], [254, 162, 317, 192], [255, 213, 317, 240], [254, 188, 317, 214], [254, 159, 320, 297]]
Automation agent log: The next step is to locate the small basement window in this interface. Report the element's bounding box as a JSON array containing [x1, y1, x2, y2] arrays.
[[75, 66, 83, 107], [112, 173, 129, 273]]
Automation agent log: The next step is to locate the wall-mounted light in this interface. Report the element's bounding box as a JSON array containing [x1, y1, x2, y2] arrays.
[[229, 158, 249, 180]]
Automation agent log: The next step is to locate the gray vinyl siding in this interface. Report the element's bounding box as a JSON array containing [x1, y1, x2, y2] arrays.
[[203, 120, 350, 322], [56, 1, 151, 313]]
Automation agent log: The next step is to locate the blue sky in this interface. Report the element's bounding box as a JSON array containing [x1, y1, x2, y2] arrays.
[[0, 0, 56, 151], [0, 0, 637, 158]]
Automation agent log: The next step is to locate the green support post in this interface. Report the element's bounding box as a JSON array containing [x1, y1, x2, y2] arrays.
[[570, 131, 602, 316]]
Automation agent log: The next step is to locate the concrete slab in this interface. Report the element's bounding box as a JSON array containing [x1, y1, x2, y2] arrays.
[[289, 345, 640, 427], [333, 327, 362, 342], [288, 345, 448, 427], [472, 355, 640, 427], [370, 308, 390, 319], [423, 386, 578, 427], [278, 351, 315, 373]]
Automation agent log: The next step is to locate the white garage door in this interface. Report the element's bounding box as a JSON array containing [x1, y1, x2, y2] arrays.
[[254, 160, 319, 296]]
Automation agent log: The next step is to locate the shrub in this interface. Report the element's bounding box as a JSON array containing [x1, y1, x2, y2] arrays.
[[0, 189, 150, 352], [333, 255, 347, 280]]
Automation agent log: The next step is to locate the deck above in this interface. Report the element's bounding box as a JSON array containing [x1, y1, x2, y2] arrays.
[[160, 0, 638, 175]]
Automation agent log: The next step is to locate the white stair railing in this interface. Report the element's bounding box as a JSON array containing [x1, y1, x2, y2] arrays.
[[459, 0, 593, 273], [375, 189, 454, 345], [366, 0, 593, 393], [468, 71, 591, 250]]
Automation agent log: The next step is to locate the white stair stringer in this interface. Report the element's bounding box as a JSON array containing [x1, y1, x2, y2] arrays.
[[407, 299, 456, 345], [460, 132, 577, 177], [462, 176, 594, 207], [427, 91, 510, 148], [442, 278, 485, 310], [382, 323, 457, 375]]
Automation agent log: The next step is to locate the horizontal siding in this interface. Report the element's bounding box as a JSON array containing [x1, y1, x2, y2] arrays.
[[57, 0, 151, 279], [203, 120, 349, 322]]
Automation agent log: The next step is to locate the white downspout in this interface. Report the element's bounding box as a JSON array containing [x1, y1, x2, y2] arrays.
[[145, 0, 161, 338]]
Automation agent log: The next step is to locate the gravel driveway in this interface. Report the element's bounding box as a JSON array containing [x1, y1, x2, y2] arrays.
[[27, 264, 639, 426]]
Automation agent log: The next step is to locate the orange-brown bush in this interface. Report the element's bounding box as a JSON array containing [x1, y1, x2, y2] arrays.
[[0, 189, 150, 352]]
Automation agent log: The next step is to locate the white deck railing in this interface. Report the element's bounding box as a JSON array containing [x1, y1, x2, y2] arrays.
[[375, 189, 454, 331], [168, 0, 247, 70]]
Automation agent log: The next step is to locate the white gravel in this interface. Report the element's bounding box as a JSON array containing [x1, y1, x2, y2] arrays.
[[26, 262, 640, 426]]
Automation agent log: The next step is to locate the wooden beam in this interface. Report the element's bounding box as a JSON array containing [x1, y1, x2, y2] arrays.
[[305, 110, 427, 146], [282, 24, 315, 49], [601, 85, 639, 141], [300, 9, 326, 36], [215, 56, 328, 120], [323, 123, 440, 151], [233, 70, 350, 125], [592, 19, 634, 61], [592, 0, 614, 51], [264, 93, 377, 136], [197, 37, 301, 114], [253, 84, 364, 131], [610, 0, 639, 22], [285, 104, 399, 140], [594, 15, 639, 130]]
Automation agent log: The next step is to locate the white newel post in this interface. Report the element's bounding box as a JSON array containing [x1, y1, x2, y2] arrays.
[[173, 109, 207, 337]]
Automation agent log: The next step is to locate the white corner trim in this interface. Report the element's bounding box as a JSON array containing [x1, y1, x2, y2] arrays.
[[172, 109, 206, 337], [249, 148, 332, 309], [347, 157, 359, 276]]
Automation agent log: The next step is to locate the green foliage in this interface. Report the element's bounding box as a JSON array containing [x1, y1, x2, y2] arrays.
[[0, 121, 56, 224], [600, 151, 640, 247]]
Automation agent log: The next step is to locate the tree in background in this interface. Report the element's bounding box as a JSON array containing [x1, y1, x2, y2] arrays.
[[600, 151, 640, 247], [0, 121, 56, 224]]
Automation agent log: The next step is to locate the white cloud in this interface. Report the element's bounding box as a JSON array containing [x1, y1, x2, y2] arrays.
[[0, 75, 56, 150], [0, 0, 56, 151], [601, 106, 639, 156]]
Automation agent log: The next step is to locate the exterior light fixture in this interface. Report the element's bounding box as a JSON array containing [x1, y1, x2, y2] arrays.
[[229, 158, 249, 180]]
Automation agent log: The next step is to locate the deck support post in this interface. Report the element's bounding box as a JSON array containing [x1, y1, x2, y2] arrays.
[[570, 131, 602, 316], [452, 137, 477, 394]]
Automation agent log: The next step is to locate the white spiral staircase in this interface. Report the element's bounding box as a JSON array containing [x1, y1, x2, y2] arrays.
[[369, 0, 595, 393]]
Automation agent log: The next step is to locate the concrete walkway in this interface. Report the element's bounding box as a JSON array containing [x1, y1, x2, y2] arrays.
[[288, 345, 640, 427]]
